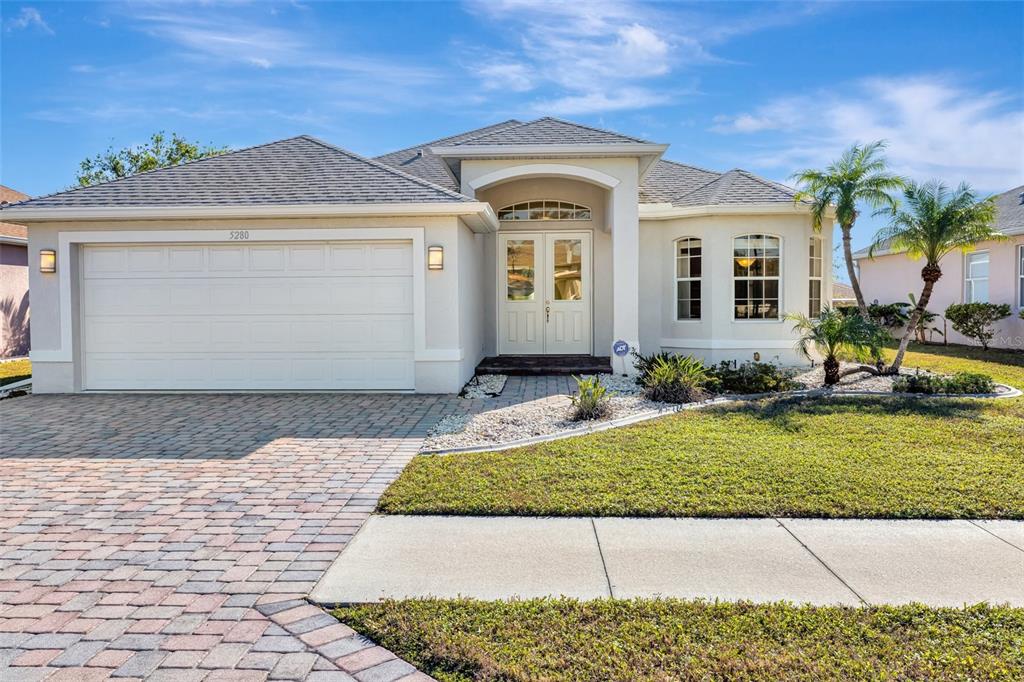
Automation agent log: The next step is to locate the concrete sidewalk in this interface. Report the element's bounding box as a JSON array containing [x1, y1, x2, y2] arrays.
[[310, 516, 1024, 607]]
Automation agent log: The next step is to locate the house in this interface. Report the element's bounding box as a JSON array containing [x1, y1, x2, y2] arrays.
[[855, 184, 1024, 350], [831, 281, 857, 308], [0, 118, 833, 393], [0, 185, 30, 359]]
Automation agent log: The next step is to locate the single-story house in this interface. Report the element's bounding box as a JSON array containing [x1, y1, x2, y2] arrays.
[[831, 281, 857, 308], [0, 185, 31, 359], [855, 184, 1023, 350], [1, 118, 833, 393]]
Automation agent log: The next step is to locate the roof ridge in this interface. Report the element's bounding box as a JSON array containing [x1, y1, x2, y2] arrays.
[[298, 135, 471, 201], [375, 120, 522, 159], [2, 136, 308, 209], [668, 170, 730, 204], [535, 116, 653, 144], [656, 157, 722, 177], [733, 169, 800, 199], [447, 118, 539, 146]]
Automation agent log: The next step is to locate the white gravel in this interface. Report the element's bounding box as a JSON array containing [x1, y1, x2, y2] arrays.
[[791, 362, 932, 392], [459, 374, 508, 398]]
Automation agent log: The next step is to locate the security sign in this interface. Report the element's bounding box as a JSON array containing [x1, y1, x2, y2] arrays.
[[612, 340, 630, 357]]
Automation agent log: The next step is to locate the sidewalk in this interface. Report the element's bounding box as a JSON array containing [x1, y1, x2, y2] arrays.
[[311, 516, 1024, 607]]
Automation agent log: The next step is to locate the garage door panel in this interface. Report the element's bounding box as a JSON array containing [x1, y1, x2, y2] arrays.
[[82, 241, 415, 390]]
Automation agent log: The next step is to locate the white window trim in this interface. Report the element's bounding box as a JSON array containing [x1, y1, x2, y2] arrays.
[[964, 250, 990, 303], [1018, 244, 1024, 309], [496, 199, 592, 222], [674, 236, 702, 321], [733, 233, 783, 322], [809, 235, 823, 318]]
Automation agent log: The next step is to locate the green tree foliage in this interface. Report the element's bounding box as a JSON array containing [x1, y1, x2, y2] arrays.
[[77, 132, 228, 186], [945, 303, 1012, 350]]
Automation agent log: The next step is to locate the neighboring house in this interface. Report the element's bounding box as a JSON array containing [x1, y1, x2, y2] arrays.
[[831, 281, 857, 308], [1, 118, 832, 393], [0, 185, 30, 359], [855, 184, 1024, 349]]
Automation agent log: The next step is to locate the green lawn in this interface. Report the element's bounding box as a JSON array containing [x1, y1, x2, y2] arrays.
[[378, 343, 1024, 518], [0, 358, 31, 387], [336, 598, 1024, 682]]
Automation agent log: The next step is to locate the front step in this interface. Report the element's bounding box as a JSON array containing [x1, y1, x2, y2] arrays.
[[476, 355, 613, 376]]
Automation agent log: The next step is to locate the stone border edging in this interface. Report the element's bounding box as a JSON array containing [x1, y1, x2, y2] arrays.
[[421, 383, 1018, 456]]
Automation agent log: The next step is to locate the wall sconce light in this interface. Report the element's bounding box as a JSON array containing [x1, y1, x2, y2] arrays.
[[427, 245, 444, 271], [39, 249, 57, 273], [736, 257, 756, 269]]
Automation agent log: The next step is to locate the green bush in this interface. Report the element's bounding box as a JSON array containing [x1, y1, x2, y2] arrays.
[[892, 371, 996, 395], [570, 375, 610, 421], [631, 350, 674, 383], [706, 361, 798, 394], [642, 355, 708, 404], [837, 301, 911, 328], [945, 302, 1012, 350]]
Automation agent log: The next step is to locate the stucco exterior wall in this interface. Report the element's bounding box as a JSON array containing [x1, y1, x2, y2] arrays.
[[639, 213, 832, 366], [26, 215, 479, 393], [858, 235, 1024, 349], [475, 176, 612, 356], [0, 242, 30, 358]]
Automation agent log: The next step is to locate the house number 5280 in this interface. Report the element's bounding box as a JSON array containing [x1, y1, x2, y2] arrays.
[[229, 230, 250, 240]]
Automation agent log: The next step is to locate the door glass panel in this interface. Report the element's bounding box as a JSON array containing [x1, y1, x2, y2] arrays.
[[552, 239, 583, 301], [506, 239, 535, 301]]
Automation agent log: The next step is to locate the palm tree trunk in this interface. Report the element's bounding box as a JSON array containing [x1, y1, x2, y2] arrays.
[[889, 265, 941, 373], [842, 225, 869, 318], [823, 356, 840, 385]]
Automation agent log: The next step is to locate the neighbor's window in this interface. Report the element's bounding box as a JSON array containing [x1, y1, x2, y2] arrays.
[[965, 251, 989, 303], [1019, 245, 1024, 308], [497, 200, 591, 221], [809, 236, 823, 318], [675, 237, 702, 320], [734, 234, 781, 320]]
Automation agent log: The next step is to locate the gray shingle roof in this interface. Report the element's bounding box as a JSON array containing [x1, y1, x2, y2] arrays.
[[639, 159, 721, 203], [374, 120, 522, 192], [993, 184, 1024, 234], [671, 169, 800, 207], [450, 117, 652, 146], [5, 136, 472, 209]]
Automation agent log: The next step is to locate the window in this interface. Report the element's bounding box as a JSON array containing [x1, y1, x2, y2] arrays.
[[734, 234, 781, 320], [808, 236, 823, 318], [675, 238, 702, 320], [505, 239, 535, 301], [965, 251, 989, 303], [497, 200, 591, 221], [1019, 245, 1024, 308]]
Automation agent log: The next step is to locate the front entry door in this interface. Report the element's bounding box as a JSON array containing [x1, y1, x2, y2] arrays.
[[499, 232, 591, 355]]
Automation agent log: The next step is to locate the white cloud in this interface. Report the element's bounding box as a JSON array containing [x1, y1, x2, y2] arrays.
[[5, 6, 53, 34], [712, 75, 1024, 191], [477, 61, 535, 92]]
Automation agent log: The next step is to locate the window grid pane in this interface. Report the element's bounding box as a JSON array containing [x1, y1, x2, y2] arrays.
[[734, 234, 780, 320], [965, 251, 990, 303], [675, 238, 702, 320], [1019, 245, 1024, 308], [808, 236, 823, 318], [497, 200, 592, 221]]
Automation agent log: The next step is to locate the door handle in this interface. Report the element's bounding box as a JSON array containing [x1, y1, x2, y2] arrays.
[[545, 304, 550, 322]]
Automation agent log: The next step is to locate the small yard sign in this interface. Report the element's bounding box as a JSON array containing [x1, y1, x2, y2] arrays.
[[612, 340, 630, 357]]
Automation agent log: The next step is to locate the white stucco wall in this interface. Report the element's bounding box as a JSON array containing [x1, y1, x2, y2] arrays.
[[26, 215, 479, 393], [858, 235, 1024, 349], [639, 213, 833, 366]]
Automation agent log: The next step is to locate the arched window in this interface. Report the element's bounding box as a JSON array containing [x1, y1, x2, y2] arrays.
[[675, 237, 702, 320], [734, 234, 781, 320], [809, 236, 823, 317], [497, 200, 591, 221]]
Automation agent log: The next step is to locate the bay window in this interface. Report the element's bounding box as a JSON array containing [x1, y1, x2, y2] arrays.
[[675, 237, 702, 320], [734, 234, 781, 320]]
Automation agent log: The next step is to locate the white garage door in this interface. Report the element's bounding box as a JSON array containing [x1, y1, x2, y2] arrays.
[[81, 241, 415, 390]]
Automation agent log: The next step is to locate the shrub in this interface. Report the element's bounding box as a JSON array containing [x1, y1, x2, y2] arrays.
[[837, 302, 911, 328], [945, 303, 1013, 350], [706, 361, 798, 394], [570, 375, 610, 421], [892, 371, 996, 395], [631, 350, 674, 384], [642, 355, 708, 404]]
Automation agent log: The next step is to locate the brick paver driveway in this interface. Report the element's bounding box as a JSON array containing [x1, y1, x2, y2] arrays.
[[0, 393, 455, 681]]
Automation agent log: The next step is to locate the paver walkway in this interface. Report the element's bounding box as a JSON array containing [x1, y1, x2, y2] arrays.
[[312, 516, 1024, 607], [0, 393, 468, 682]]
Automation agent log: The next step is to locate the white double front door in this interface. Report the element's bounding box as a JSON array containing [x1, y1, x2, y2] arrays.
[[498, 232, 592, 355]]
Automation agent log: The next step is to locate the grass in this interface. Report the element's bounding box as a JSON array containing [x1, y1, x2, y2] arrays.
[[378, 343, 1024, 518], [0, 358, 31, 387], [336, 598, 1024, 682]]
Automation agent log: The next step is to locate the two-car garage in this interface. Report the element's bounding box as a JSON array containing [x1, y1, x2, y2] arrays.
[[80, 240, 416, 391]]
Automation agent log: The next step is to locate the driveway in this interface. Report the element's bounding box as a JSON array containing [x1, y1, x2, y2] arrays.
[[0, 393, 452, 681]]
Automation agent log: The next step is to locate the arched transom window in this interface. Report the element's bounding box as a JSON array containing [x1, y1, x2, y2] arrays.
[[675, 237, 702, 320], [734, 234, 781, 320], [497, 200, 591, 221]]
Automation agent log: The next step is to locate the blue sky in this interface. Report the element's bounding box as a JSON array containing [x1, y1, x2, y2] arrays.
[[2, 0, 1022, 258]]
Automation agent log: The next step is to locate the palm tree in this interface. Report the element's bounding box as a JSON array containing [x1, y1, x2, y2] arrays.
[[792, 141, 905, 317], [870, 180, 1001, 373], [788, 308, 885, 386]]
